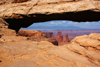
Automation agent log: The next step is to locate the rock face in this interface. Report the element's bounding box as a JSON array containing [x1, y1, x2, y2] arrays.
[[18, 29, 58, 45], [18, 29, 46, 37], [0, 0, 99, 18], [0, 0, 100, 67], [0, 31, 100, 67], [0, 18, 16, 36], [56, 31, 63, 36], [57, 35, 63, 43], [66, 33, 100, 66], [0, 0, 30, 5], [0, 20, 100, 66], [28, 37, 58, 45], [64, 33, 69, 42], [0, 18, 8, 28], [55, 32, 70, 45], [44, 32, 54, 38], [0, 0, 99, 31]]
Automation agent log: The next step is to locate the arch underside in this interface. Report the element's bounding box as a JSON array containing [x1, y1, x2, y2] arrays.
[[4, 10, 100, 32]]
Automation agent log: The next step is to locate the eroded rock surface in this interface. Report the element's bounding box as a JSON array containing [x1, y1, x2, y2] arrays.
[[18, 29, 58, 45], [66, 33, 100, 66], [18, 29, 46, 37], [0, 33, 100, 67], [0, 19, 100, 67], [0, 0, 99, 21], [0, 0, 99, 32], [0, 18, 16, 36]]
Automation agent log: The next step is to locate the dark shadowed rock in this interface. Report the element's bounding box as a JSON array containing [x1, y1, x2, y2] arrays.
[[0, 18, 16, 36]]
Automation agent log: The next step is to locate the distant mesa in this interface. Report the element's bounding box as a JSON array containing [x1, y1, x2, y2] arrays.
[[26, 26, 86, 30], [18, 29, 58, 45]]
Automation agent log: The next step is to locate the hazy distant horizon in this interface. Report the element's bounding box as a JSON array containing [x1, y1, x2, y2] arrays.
[[21, 21, 100, 30]]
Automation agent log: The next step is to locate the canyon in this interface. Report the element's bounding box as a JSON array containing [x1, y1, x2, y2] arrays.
[[0, 18, 100, 67], [0, 0, 100, 67], [0, 0, 99, 32]]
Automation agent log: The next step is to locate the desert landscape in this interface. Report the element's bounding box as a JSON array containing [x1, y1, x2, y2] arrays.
[[0, 0, 100, 67], [0, 18, 100, 67]]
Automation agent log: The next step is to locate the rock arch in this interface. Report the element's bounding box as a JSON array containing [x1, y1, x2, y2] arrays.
[[0, 0, 99, 32]]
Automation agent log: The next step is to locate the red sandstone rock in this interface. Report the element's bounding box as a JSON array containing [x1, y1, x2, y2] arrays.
[[57, 35, 63, 43], [0, 18, 16, 36], [56, 31, 63, 36], [44, 32, 54, 38], [0, 18, 100, 67], [0, 33, 100, 67], [18, 30, 58, 45], [63, 33, 69, 42], [28, 37, 58, 45], [18, 29, 46, 37], [51, 34, 54, 38]]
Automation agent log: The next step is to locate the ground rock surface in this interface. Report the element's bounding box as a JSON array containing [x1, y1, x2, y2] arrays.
[[0, 31, 100, 67]]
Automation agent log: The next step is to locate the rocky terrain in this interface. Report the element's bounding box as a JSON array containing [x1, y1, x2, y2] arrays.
[[0, 0, 99, 32], [41, 29, 100, 41], [0, 0, 100, 67], [0, 18, 100, 67]]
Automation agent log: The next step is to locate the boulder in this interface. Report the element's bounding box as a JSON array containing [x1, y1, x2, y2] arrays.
[[28, 37, 58, 45], [66, 33, 100, 66], [18, 29, 46, 37], [0, 18, 16, 36]]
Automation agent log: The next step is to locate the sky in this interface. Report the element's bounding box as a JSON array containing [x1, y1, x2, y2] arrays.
[[22, 20, 100, 29]]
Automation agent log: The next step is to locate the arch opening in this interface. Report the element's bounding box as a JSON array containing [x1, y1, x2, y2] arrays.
[[4, 10, 100, 32], [20, 21, 100, 46]]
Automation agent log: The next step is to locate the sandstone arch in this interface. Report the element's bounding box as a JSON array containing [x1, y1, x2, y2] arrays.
[[0, 0, 99, 31]]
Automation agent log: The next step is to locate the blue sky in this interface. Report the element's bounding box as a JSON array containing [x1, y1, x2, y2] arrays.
[[22, 20, 100, 29]]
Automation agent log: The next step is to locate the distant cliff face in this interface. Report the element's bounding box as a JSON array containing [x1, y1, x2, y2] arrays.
[[18, 29, 58, 45], [18, 29, 46, 37], [54, 31, 70, 45], [44, 32, 54, 38]]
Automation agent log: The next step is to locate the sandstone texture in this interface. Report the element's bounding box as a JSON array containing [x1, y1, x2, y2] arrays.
[[0, 19, 100, 67], [18, 29, 46, 37], [64, 33, 69, 42], [28, 37, 58, 45], [57, 35, 63, 43], [0, 18, 16, 36], [0, 0, 99, 19], [18, 29, 58, 45], [0, 0, 99, 32], [44, 32, 54, 38], [66, 33, 100, 66], [0, 31, 100, 67], [0, 0, 100, 67]]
